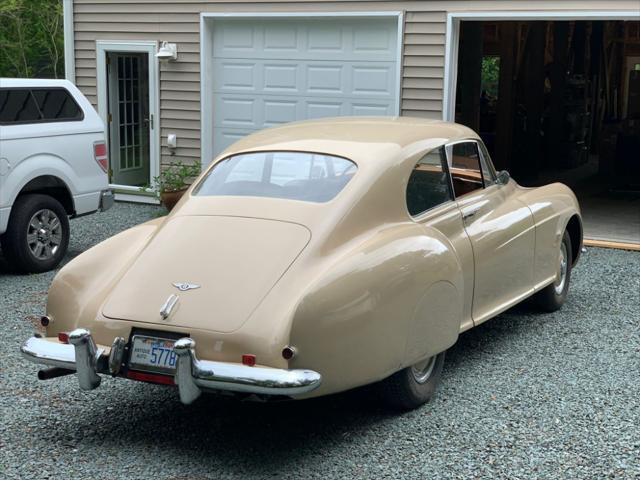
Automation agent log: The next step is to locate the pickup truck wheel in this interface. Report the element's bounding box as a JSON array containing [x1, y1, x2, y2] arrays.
[[376, 352, 445, 410], [533, 230, 572, 312], [1, 194, 70, 273]]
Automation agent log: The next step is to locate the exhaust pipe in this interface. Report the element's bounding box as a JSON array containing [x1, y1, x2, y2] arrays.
[[38, 367, 74, 380]]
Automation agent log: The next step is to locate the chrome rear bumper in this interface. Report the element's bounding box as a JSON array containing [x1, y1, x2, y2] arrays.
[[21, 329, 322, 404]]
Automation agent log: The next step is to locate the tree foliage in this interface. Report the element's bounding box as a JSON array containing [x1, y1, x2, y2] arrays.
[[0, 0, 64, 78]]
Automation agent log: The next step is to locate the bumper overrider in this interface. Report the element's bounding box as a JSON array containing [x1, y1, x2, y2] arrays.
[[21, 329, 322, 404]]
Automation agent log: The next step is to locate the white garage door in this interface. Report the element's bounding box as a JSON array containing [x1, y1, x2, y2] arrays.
[[212, 16, 400, 155]]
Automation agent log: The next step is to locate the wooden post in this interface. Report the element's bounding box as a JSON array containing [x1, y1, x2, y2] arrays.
[[494, 23, 517, 172], [456, 21, 483, 132], [548, 22, 570, 165], [520, 22, 547, 181]]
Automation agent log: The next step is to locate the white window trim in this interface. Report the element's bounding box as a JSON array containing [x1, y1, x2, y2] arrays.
[[199, 11, 405, 169], [443, 9, 640, 122], [95, 40, 160, 202], [62, 0, 75, 83]]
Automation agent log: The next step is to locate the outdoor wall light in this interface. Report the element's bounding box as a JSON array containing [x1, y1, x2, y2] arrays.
[[156, 41, 178, 62]]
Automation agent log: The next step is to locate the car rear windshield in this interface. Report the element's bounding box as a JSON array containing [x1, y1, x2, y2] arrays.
[[193, 151, 357, 203]]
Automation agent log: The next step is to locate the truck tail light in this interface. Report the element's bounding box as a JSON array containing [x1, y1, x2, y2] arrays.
[[93, 141, 108, 173]]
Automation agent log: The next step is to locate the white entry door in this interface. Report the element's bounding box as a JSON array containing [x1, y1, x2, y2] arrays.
[[211, 16, 400, 156]]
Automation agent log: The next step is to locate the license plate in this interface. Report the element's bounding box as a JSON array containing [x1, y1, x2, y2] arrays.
[[129, 335, 177, 374]]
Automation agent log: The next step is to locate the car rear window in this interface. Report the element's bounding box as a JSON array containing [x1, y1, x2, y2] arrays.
[[0, 88, 83, 125], [193, 151, 357, 203]]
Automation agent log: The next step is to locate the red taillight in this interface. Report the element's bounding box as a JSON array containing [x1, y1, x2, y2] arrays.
[[93, 141, 108, 173], [242, 354, 256, 367], [127, 371, 175, 386], [58, 332, 69, 344]]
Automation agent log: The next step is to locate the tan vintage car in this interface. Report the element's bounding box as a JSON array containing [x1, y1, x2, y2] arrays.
[[21, 117, 582, 409]]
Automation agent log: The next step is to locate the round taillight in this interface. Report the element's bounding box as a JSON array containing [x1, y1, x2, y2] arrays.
[[282, 346, 297, 360]]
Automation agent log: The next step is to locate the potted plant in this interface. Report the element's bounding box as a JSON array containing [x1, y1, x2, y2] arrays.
[[145, 160, 201, 211]]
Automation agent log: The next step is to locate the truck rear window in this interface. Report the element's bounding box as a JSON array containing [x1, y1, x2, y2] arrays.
[[193, 151, 357, 203], [0, 88, 83, 125]]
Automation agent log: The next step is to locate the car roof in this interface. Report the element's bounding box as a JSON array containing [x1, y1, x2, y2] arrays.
[[0, 78, 75, 88], [220, 116, 479, 164]]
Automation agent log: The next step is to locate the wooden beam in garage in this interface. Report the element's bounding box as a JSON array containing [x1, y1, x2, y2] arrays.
[[519, 21, 547, 180], [548, 22, 570, 166], [456, 21, 483, 132], [494, 23, 517, 172]]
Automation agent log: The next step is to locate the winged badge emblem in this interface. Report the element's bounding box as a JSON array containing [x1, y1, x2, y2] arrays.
[[172, 282, 201, 291]]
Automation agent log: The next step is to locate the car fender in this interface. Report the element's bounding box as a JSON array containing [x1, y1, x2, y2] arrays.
[[1, 153, 80, 210], [45, 217, 165, 337], [289, 223, 464, 397], [516, 183, 582, 288]]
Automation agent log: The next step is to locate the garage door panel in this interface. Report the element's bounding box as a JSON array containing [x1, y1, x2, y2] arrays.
[[351, 102, 394, 116], [352, 66, 394, 95], [263, 64, 298, 92], [217, 62, 257, 91], [352, 25, 395, 55], [213, 18, 398, 62], [211, 16, 399, 156], [305, 101, 344, 119], [264, 99, 298, 126], [214, 128, 253, 156], [214, 60, 397, 99], [217, 98, 256, 127]]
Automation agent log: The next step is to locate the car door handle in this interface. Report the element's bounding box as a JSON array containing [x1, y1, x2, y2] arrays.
[[462, 208, 481, 220]]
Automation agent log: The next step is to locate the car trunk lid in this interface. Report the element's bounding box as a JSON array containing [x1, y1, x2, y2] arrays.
[[101, 215, 310, 333]]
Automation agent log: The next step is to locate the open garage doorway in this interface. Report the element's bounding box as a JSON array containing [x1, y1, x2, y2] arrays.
[[451, 17, 640, 247]]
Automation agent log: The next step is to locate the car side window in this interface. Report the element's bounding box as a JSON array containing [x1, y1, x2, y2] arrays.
[[0, 88, 83, 125], [31, 89, 83, 122], [449, 141, 485, 198], [406, 146, 453, 217], [0, 89, 41, 124], [477, 141, 497, 186]]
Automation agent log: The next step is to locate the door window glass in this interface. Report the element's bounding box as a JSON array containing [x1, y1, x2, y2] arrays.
[[477, 141, 497, 186], [406, 146, 453, 216], [0, 89, 42, 124], [449, 142, 484, 197]]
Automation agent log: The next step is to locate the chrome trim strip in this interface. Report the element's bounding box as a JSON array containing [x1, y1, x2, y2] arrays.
[[174, 337, 322, 405]]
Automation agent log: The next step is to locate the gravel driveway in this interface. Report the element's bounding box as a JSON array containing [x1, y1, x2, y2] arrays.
[[1, 203, 638, 479]]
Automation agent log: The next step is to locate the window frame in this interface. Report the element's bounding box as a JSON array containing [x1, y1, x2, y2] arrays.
[[405, 145, 456, 219], [0, 87, 84, 126], [444, 138, 499, 199]]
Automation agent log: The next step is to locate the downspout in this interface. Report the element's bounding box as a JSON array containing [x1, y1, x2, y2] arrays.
[[63, 0, 76, 83]]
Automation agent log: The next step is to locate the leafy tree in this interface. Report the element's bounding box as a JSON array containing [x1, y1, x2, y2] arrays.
[[0, 0, 64, 78]]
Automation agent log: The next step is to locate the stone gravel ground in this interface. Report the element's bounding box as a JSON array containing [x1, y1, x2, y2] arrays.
[[1, 203, 639, 480]]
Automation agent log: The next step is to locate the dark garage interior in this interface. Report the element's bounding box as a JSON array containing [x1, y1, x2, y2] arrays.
[[455, 20, 640, 246]]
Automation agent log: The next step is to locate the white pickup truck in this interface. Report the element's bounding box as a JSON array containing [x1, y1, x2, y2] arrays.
[[0, 78, 113, 273]]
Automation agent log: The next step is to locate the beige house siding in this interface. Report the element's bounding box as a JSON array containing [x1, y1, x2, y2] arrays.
[[71, 0, 639, 167]]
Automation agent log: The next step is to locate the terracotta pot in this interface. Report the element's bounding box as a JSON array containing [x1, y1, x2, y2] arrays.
[[160, 188, 187, 211]]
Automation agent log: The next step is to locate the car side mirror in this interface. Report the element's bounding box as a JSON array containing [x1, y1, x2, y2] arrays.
[[497, 170, 510, 185]]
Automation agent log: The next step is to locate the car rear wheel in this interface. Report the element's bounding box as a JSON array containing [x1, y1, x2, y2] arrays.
[[1, 194, 70, 273], [533, 230, 572, 312], [376, 352, 445, 410]]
